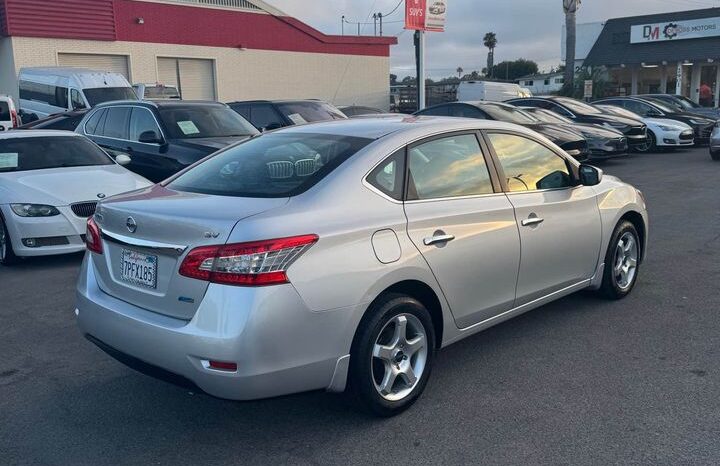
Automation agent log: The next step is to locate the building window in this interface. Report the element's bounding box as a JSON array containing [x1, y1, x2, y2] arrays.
[[544, 79, 550, 85], [555, 78, 564, 84], [525, 80, 534, 86]]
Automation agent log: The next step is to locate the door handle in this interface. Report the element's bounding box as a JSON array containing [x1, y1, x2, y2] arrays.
[[423, 234, 455, 246], [521, 216, 545, 227]]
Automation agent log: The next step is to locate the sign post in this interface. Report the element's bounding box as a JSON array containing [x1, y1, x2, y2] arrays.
[[583, 79, 593, 101], [405, 0, 448, 111]]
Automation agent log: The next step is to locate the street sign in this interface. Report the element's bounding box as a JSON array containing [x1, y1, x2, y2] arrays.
[[405, 0, 447, 32], [584, 80, 593, 99]]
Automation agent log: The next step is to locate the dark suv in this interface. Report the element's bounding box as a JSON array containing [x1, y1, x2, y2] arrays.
[[228, 100, 347, 131], [76, 100, 258, 182], [507, 96, 649, 149]]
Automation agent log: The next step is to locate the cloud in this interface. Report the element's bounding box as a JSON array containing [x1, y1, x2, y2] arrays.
[[269, 0, 715, 78]]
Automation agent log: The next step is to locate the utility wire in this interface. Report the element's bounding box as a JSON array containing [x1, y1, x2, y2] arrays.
[[382, 0, 404, 18]]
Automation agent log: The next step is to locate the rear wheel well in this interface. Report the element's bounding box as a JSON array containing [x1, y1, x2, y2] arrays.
[[619, 211, 646, 261], [361, 280, 444, 349]]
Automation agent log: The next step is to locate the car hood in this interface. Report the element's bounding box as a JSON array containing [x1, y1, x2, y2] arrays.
[[525, 123, 584, 144], [583, 114, 643, 128], [567, 123, 624, 139], [0, 165, 152, 205], [171, 136, 252, 152], [644, 118, 692, 130]]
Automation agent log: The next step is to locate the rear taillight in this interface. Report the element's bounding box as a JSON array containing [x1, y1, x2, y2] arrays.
[[179, 234, 318, 287], [86, 217, 103, 255], [10, 109, 18, 128]]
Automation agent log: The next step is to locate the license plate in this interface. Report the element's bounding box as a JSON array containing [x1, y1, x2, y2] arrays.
[[120, 249, 158, 289]]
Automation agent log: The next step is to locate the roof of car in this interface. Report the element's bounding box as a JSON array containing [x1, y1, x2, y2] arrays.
[[270, 115, 531, 140], [93, 99, 229, 109], [0, 130, 83, 139], [227, 100, 326, 105]]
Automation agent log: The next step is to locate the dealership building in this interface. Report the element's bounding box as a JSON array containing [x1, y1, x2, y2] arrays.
[[569, 8, 720, 107], [0, 0, 396, 108]]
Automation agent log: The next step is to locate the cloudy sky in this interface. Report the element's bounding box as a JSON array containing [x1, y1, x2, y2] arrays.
[[270, 0, 719, 78]]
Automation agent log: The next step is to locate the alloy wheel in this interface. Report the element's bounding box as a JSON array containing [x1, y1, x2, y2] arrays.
[[371, 314, 428, 402], [613, 231, 638, 290]]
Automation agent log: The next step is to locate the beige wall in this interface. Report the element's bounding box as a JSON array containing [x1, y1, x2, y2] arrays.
[[4, 37, 390, 109]]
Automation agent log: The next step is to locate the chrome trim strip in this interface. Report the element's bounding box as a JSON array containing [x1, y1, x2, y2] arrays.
[[101, 229, 187, 256]]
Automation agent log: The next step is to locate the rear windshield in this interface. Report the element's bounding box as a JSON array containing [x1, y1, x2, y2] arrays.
[[84, 87, 138, 106], [0, 136, 114, 172], [275, 102, 347, 125], [143, 86, 180, 99], [168, 132, 373, 198], [479, 104, 537, 124], [0, 102, 9, 121], [159, 105, 258, 139]]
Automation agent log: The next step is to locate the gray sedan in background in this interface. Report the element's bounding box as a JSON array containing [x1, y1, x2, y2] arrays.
[[76, 117, 648, 416]]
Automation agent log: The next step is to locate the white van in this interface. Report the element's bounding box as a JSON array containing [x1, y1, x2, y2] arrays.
[[132, 83, 181, 100], [0, 95, 19, 131], [456, 81, 532, 103], [18, 67, 137, 120]]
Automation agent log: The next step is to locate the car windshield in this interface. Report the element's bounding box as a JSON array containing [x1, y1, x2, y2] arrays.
[[641, 98, 678, 114], [143, 86, 180, 99], [674, 95, 701, 109], [0, 136, 114, 172], [0, 102, 9, 121], [275, 102, 347, 125], [529, 109, 572, 124], [598, 105, 641, 120], [83, 87, 138, 106], [554, 97, 603, 115], [159, 105, 259, 139], [479, 104, 538, 124], [168, 132, 373, 198]]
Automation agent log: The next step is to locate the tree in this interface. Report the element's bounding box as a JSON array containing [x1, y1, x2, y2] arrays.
[[483, 32, 498, 78], [456, 67, 464, 79], [563, 0, 581, 94], [490, 59, 539, 81], [390, 73, 398, 85]]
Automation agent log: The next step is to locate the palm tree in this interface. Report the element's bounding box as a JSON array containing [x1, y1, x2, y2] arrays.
[[483, 32, 497, 78], [563, 0, 581, 93], [456, 67, 464, 79]]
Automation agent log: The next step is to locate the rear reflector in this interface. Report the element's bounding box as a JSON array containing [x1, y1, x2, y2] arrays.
[[208, 361, 238, 371], [179, 234, 318, 287]]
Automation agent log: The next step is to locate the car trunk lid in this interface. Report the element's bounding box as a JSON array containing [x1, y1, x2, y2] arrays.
[[91, 185, 288, 320]]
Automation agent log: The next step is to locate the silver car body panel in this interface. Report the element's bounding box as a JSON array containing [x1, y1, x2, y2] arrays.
[[76, 117, 649, 400]]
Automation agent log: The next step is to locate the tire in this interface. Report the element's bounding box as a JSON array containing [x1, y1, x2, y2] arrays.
[[348, 293, 436, 417], [599, 221, 640, 300], [0, 214, 20, 266], [634, 131, 656, 153], [711, 149, 720, 161]]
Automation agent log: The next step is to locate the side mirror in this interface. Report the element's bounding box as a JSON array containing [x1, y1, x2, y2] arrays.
[[579, 164, 603, 186], [115, 154, 132, 166], [139, 130, 163, 144]]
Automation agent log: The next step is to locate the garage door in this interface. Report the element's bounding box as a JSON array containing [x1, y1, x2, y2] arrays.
[[57, 53, 130, 79], [156, 57, 215, 100]]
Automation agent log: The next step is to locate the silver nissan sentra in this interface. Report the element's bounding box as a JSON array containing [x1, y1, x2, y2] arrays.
[[76, 116, 648, 416]]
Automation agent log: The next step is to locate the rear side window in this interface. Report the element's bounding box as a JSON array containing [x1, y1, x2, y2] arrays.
[[84, 109, 107, 135], [0, 102, 9, 121], [407, 134, 494, 200], [168, 133, 373, 198], [102, 107, 131, 139], [250, 104, 285, 130], [367, 149, 405, 200]]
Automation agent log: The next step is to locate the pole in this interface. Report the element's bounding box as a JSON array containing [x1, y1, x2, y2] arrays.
[[341, 16, 344, 35], [415, 30, 426, 110], [358, 22, 361, 36], [379, 13, 383, 36], [373, 13, 377, 36]]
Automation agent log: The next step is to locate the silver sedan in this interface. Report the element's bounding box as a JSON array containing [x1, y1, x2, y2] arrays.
[[76, 117, 648, 416]]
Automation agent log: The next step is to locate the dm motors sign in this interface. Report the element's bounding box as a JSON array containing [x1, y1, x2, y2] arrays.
[[405, 0, 448, 32], [631, 17, 720, 44]]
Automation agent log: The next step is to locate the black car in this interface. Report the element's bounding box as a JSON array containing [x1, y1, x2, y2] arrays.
[[592, 96, 716, 145], [16, 109, 89, 131], [640, 94, 720, 119], [507, 96, 649, 149], [76, 100, 259, 182], [413, 101, 590, 162], [519, 106, 628, 160], [339, 106, 385, 118], [228, 100, 347, 131]]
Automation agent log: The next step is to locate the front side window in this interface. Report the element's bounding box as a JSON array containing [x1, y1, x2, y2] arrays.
[[622, 100, 654, 117], [168, 133, 373, 198], [0, 136, 113, 172], [158, 105, 258, 139], [407, 134, 494, 200], [129, 108, 161, 141], [83, 87, 138, 107], [0, 102, 9, 121], [71, 89, 87, 110], [250, 104, 284, 130], [488, 133, 571, 193]]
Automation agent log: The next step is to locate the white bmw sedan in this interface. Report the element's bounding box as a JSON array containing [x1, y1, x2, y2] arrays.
[[0, 131, 151, 265]]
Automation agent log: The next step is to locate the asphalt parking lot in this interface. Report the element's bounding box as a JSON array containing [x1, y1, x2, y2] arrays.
[[1, 146, 719, 466]]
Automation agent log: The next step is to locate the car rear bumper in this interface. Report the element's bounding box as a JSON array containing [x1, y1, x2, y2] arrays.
[[75, 255, 357, 400]]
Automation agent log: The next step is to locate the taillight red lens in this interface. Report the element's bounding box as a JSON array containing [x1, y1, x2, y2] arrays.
[[179, 235, 318, 287], [10, 110, 18, 128], [86, 217, 103, 254]]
